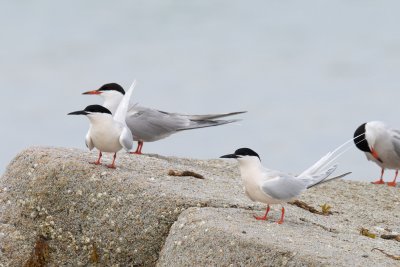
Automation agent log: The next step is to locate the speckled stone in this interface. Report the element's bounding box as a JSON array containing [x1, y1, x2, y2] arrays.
[[0, 147, 399, 266]]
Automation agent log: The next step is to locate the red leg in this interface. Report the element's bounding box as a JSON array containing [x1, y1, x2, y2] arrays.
[[90, 151, 102, 165], [130, 141, 144, 155], [106, 153, 117, 169], [372, 168, 385, 184], [254, 205, 270, 221], [387, 170, 398, 187], [277, 206, 285, 224], [138, 141, 143, 154]]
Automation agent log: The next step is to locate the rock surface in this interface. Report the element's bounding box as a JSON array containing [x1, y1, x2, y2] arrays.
[[0, 147, 399, 266]]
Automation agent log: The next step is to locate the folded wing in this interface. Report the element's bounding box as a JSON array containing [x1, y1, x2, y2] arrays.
[[260, 174, 307, 201]]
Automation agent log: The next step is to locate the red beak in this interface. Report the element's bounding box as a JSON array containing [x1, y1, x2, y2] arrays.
[[82, 90, 102, 95], [370, 148, 383, 163]]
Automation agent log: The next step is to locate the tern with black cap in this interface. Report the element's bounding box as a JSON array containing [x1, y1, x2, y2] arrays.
[[354, 121, 400, 186], [83, 83, 246, 154], [220, 146, 351, 224], [68, 81, 136, 168]]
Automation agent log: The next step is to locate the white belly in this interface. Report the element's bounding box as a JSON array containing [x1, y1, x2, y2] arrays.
[[243, 175, 285, 205], [90, 125, 123, 153]]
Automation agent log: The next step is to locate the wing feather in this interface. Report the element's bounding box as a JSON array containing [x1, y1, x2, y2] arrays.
[[389, 129, 400, 158], [85, 129, 94, 150], [260, 175, 306, 200], [126, 107, 187, 141], [114, 80, 136, 125], [119, 127, 134, 151]]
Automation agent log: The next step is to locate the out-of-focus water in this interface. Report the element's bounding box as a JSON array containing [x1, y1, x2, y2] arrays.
[[2, 1, 400, 182]]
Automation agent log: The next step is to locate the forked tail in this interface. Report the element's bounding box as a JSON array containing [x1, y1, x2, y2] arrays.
[[176, 118, 241, 131], [298, 134, 364, 187], [307, 171, 352, 189], [185, 111, 247, 121]]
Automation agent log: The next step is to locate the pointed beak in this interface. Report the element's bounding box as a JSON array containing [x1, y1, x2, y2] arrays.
[[220, 153, 238, 159], [82, 90, 101, 95], [68, 110, 88, 115], [370, 148, 383, 163]]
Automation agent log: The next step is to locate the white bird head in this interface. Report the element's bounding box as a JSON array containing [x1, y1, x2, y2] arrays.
[[220, 148, 261, 163], [82, 83, 125, 114], [68, 104, 113, 123], [82, 83, 125, 97]]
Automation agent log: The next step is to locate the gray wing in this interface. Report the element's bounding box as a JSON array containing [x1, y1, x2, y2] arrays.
[[119, 126, 134, 151], [85, 129, 94, 150], [126, 105, 243, 142], [125, 107, 193, 142], [260, 174, 307, 201], [390, 129, 400, 158]]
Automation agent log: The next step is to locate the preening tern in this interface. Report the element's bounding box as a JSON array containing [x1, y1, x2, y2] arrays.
[[354, 121, 400, 186]]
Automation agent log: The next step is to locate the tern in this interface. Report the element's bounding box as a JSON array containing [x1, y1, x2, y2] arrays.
[[68, 81, 136, 168], [354, 121, 400, 186], [82, 83, 246, 154], [220, 145, 351, 224]]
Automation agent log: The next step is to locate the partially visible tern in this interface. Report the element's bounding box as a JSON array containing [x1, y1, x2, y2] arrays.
[[83, 83, 246, 154], [354, 121, 400, 186], [68, 81, 136, 168], [220, 146, 351, 224]]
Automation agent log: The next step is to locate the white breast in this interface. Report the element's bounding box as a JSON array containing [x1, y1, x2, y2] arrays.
[[239, 161, 284, 205], [89, 118, 123, 153]]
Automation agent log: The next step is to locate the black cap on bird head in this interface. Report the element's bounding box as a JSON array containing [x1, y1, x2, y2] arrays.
[[353, 123, 371, 153], [82, 83, 125, 95], [220, 148, 261, 161], [68, 104, 112, 115], [353, 122, 383, 163], [97, 83, 125, 95]]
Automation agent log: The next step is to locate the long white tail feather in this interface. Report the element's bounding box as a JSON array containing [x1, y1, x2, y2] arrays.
[[299, 135, 364, 178], [299, 144, 346, 177], [299, 164, 337, 187], [312, 136, 366, 175], [297, 135, 362, 187], [114, 80, 136, 125]]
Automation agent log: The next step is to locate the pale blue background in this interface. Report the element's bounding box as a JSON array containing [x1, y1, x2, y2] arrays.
[[1, 1, 400, 182]]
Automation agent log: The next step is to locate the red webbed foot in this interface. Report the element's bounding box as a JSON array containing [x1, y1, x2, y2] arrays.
[[253, 215, 268, 221]]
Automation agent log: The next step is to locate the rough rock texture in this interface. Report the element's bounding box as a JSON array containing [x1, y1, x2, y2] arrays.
[[0, 147, 399, 266]]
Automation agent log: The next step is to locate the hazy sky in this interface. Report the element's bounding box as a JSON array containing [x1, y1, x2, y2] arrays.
[[2, 1, 400, 182]]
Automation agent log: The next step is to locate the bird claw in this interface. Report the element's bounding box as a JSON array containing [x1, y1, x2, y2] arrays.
[[277, 219, 284, 224], [387, 182, 397, 187], [90, 161, 102, 165], [106, 164, 116, 169], [129, 152, 142, 155], [253, 215, 267, 221], [371, 180, 385, 185]]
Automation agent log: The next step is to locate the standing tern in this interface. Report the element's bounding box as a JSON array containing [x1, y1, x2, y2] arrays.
[[354, 121, 400, 186], [68, 81, 136, 168], [220, 145, 351, 224], [82, 83, 246, 154]]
